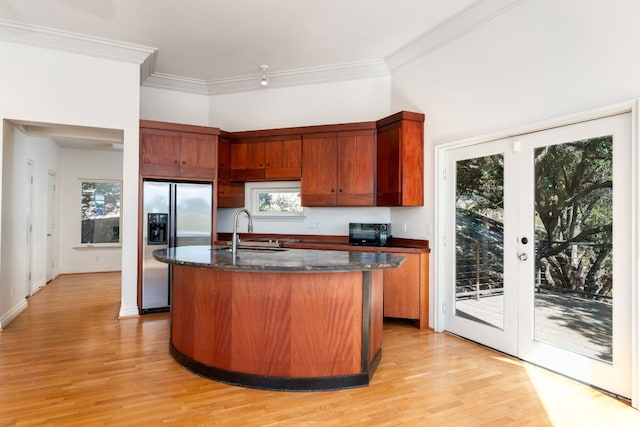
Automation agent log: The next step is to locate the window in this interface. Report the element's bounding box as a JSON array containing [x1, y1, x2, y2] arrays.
[[81, 180, 121, 244], [247, 181, 304, 219]]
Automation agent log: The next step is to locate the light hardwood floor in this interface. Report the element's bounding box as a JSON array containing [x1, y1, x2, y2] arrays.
[[0, 272, 638, 426]]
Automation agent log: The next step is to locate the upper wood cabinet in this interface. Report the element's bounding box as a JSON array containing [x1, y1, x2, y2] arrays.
[[217, 135, 231, 179], [139, 121, 218, 180], [217, 135, 245, 208], [301, 129, 375, 207], [376, 111, 425, 206], [140, 129, 181, 177], [217, 179, 245, 207], [230, 136, 302, 181]]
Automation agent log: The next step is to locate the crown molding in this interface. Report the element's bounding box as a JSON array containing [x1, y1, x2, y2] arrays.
[[142, 59, 390, 95], [385, 0, 527, 73], [0, 1, 528, 96], [142, 72, 211, 95], [0, 19, 157, 82]]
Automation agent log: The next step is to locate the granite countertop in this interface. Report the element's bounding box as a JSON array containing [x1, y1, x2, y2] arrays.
[[153, 245, 405, 273]]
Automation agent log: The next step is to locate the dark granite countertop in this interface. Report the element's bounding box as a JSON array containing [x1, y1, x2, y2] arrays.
[[153, 245, 405, 273]]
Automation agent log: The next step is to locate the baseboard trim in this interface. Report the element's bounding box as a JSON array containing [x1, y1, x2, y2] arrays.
[[58, 267, 122, 274], [0, 299, 28, 330], [118, 306, 140, 318]]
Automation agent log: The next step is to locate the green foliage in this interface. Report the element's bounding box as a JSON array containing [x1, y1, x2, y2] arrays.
[[456, 154, 504, 219], [81, 181, 121, 220], [535, 136, 612, 245], [455, 136, 614, 298], [534, 136, 613, 296], [258, 191, 302, 213]]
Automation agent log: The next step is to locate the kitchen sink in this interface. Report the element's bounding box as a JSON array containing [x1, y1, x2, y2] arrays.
[[242, 237, 301, 244], [219, 239, 293, 249]]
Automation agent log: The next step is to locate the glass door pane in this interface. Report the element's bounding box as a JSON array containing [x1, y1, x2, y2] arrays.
[[442, 111, 632, 399], [533, 137, 613, 363], [455, 154, 505, 330], [518, 112, 632, 399]]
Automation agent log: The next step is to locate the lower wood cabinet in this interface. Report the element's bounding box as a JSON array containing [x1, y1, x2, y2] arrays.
[[311, 244, 429, 329], [382, 251, 429, 329]]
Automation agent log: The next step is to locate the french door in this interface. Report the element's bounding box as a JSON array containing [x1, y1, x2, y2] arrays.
[[441, 113, 632, 398]]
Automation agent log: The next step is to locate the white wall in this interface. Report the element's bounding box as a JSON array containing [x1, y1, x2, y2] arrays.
[[217, 206, 391, 236], [1, 124, 30, 324], [140, 86, 210, 126], [211, 77, 391, 131], [58, 147, 123, 274], [0, 41, 140, 325], [388, 0, 640, 325], [212, 76, 393, 234]]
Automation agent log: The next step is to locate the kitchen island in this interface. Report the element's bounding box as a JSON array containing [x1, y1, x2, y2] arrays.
[[153, 245, 404, 391]]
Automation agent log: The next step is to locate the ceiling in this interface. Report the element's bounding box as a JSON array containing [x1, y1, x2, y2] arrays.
[[0, 0, 490, 93], [10, 120, 124, 151], [0, 0, 523, 149]]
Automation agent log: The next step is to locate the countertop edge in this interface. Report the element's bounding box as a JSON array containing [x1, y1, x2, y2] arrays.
[[153, 246, 406, 273]]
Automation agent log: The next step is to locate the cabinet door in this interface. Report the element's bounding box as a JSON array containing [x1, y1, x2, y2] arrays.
[[140, 129, 181, 177], [217, 180, 245, 207], [179, 133, 217, 179], [336, 130, 375, 206], [398, 119, 424, 206], [217, 137, 231, 179], [383, 252, 420, 319], [231, 141, 266, 180], [376, 113, 424, 207], [376, 125, 402, 205], [265, 137, 302, 179], [301, 133, 338, 206]]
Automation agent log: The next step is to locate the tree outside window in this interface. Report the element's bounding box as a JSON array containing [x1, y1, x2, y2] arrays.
[[81, 181, 121, 244]]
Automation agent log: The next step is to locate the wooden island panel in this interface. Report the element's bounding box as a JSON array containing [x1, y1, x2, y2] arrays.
[[369, 270, 384, 365], [170, 265, 382, 389], [231, 273, 293, 377], [290, 272, 362, 377], [171, 267, 232, 368]]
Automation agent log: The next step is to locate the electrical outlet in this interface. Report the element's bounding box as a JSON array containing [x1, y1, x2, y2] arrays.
[[309, 220, 319, 229]]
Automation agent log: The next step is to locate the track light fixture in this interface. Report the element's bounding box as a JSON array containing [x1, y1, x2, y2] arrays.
[[259, 65, 269, 86]]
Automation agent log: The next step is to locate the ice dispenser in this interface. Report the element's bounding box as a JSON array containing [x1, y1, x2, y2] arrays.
[[147, 213, 168, 245]]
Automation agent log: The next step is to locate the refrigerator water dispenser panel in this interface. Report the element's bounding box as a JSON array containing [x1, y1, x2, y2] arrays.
[[148, 213, 168, 245]]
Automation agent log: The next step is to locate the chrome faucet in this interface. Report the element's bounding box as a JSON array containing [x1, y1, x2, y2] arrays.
[[232, 208, 253, 254]]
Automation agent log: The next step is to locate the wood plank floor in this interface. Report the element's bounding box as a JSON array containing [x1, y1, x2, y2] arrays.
[[0, 272, 638, 426]]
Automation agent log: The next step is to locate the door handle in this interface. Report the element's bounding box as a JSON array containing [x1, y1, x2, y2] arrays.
[[517, 252, 528, 261]]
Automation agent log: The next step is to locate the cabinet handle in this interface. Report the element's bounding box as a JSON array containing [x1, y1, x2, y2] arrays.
[[339, 189, 343, 193], [182, 160, 187, 165], [173, 160, 178, 164], [331, 188, 335, 193], [266, 163, 270, 167]]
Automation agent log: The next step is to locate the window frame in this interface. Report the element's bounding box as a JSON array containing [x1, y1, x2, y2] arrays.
[[79, 179, 122, 246], [245, 181, 305, 221]]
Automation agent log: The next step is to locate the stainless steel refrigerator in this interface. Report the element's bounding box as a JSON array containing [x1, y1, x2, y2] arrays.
[[141, 180, 212, 313]]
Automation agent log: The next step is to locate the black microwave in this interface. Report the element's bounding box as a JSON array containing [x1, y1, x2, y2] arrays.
[[349, 223, 390, 247]]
